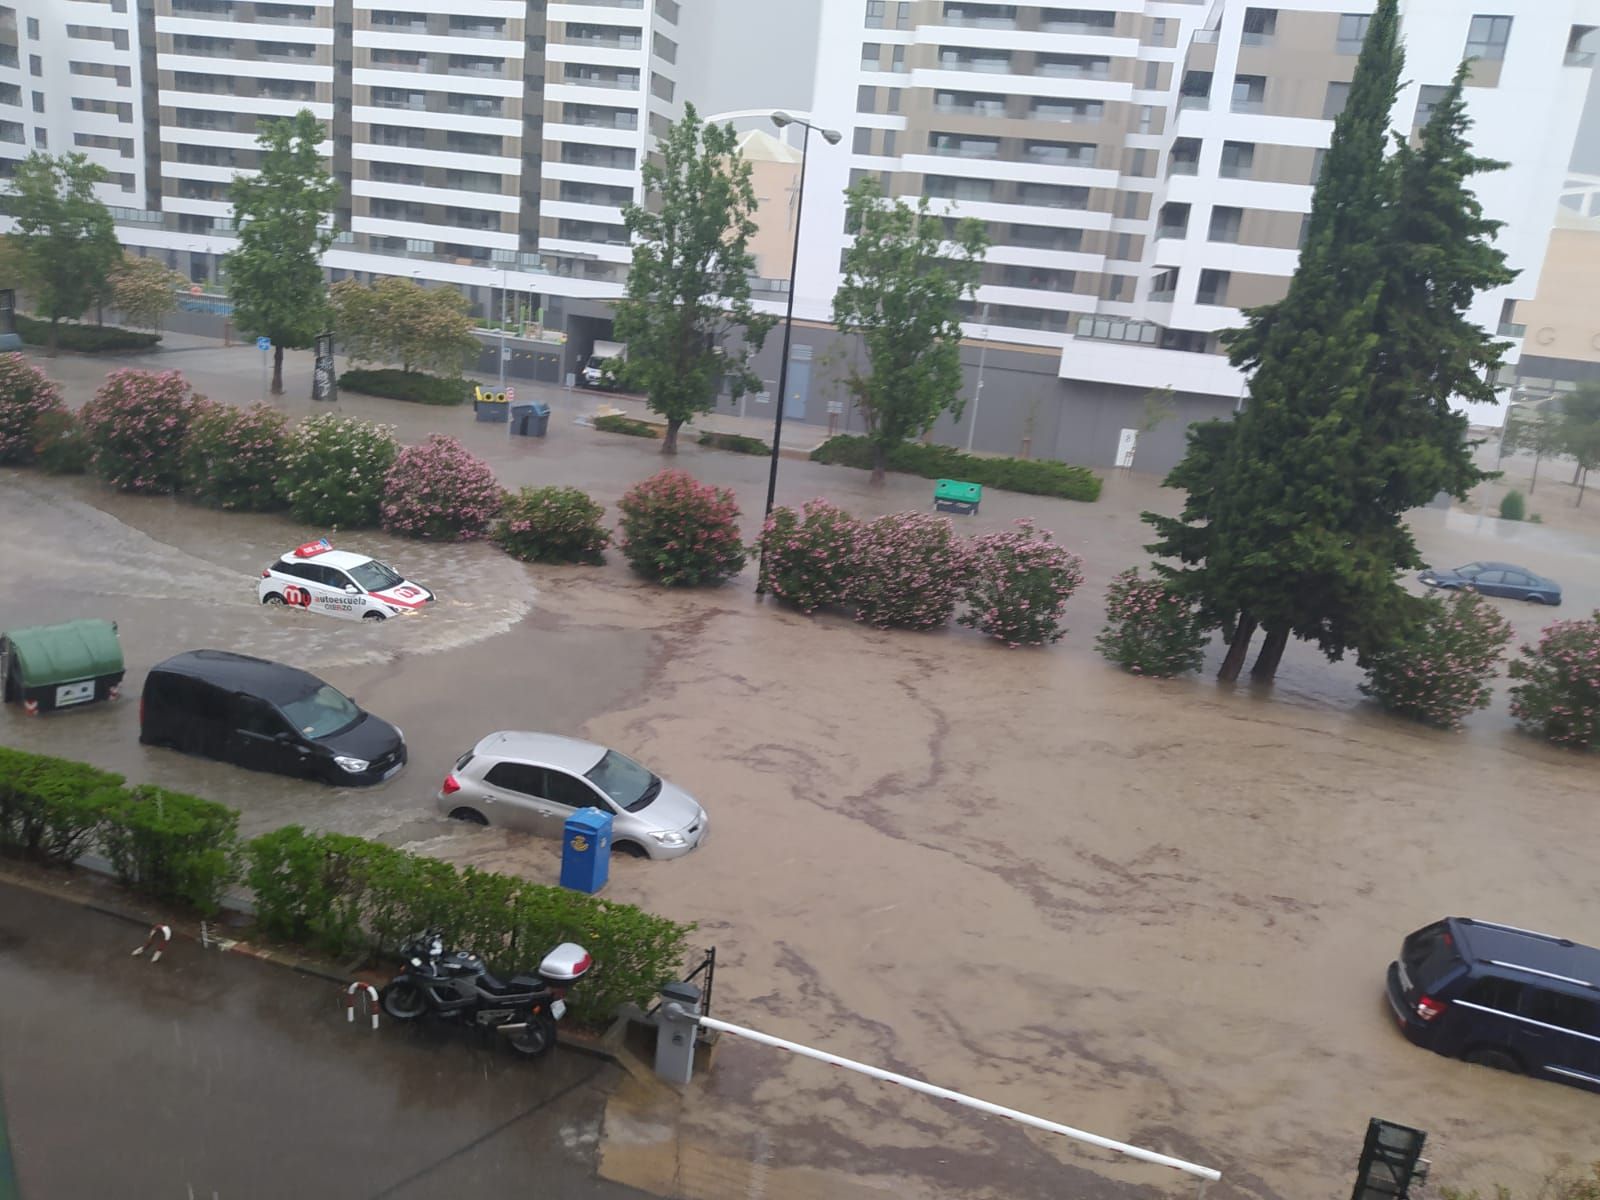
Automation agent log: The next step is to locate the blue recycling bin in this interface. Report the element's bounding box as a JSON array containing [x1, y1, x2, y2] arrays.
[[560, 807, 613, 894]]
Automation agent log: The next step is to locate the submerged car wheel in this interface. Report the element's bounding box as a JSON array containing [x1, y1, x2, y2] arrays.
[[613, 840, 649, 859], [1464, 1046, 1522, 1073], [263, 593, 285, 606], [362, 611, 386, 622], [448, 807, 488, 826]]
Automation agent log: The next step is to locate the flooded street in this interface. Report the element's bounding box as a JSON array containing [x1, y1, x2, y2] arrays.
[[4, 343, 1600, 1199]]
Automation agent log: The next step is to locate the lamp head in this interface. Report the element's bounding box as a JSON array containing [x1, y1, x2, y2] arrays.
[[770, 111, 793, 129], [820, 128, 843, 145]]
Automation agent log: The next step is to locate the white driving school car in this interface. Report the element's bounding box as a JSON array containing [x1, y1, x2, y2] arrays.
[[257, 540, 434, 622]]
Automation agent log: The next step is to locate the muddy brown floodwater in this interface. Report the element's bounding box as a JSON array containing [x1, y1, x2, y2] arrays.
[[3, 348, 1600, 1199]]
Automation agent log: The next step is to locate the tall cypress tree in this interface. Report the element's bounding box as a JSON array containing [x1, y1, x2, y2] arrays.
[[1146, 2, 1513, 683]]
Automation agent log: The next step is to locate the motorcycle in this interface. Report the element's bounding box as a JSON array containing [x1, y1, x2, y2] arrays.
[[379, 930, 593, 1058]]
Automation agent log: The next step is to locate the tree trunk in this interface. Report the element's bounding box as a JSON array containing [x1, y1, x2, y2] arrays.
[[96, 301, 104, 328], [46, 318, 59, 358], [1251, 626, 1290, 682], [661, 417, 680, 454], [1574, 461, 1584, 486], [1217, 613, 1257, 683], [870, 441, 887, 485], [1530, 451, 1541, 494], [271, 343, 285, 395], [1579, 469, 1588, 508]]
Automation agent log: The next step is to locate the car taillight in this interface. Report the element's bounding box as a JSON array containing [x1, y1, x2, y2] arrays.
[[441, 775, 460, 795], [1415, 995, 1447, 1022], [261, 570, 270, 578]]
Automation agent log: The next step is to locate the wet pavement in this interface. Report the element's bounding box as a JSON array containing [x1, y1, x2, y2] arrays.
[[0, 881, 648, 1199], [4, 340, 1600, 1198]]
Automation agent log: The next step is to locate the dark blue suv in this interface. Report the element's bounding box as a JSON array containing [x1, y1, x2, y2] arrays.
[[1387, 917, 1600, 1092]]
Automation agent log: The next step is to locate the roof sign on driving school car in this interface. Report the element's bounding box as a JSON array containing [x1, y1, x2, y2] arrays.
[[293, 538, 333, 558]]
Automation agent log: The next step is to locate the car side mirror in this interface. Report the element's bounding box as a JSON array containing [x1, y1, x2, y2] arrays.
[[344, 584, 359, 594]]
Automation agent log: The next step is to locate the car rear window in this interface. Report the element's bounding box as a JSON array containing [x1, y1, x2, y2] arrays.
[[454, 751, 475, 771], [1402, 921, 1464, 991]]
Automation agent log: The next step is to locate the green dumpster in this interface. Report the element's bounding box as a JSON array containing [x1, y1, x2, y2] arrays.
[[0, 620, 125, 715], [933, 478, 982, 516]]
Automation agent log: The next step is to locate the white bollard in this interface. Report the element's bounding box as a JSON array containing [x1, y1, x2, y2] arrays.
[[345, 982, 379, 1030], [131, 924, 172, 964]]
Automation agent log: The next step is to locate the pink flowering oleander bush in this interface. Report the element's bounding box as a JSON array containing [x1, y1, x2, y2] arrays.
[[847, 511, 970, 631], [756, 499, 860, 613], [1094, 568, 1211, 677], [381, 434, 503, 541], [0, 353, 65, 465], [79, 368, 201, 493], [618, 469, 747, 587], [1508, 610, 1600, 751], [495, 485, 610, 564], [181, 401, 289, 512], [1361, 591, 1513, 729], [959, 520, 1084, 646], [277, 412, 398, 529]]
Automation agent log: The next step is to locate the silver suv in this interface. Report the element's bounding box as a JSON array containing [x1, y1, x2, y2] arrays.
[[437, 731, 708, 860]]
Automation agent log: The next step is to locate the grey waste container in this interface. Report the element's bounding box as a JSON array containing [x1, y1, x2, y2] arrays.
[[510, 403, 535, 436], [524, 402, 551, 437]]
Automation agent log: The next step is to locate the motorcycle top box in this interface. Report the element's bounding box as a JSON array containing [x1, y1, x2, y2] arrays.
[[538, 943, 593, 986]]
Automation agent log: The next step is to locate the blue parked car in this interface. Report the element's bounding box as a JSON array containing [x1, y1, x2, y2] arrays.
[[1387, 917, 1600, 1092], [1418, 561, 1562, 605]]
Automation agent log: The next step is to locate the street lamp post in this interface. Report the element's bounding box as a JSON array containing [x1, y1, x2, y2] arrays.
[[761, 111, 841, 529]]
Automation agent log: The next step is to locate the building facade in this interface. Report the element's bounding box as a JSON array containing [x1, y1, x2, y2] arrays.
[[2, 1, 1597, 472]]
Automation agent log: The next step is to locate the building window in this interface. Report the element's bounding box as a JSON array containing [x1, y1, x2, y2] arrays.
[[857, 85, 876, 112], [29, 54, 42, 76], [1323, 81, 1351, 120], [1157, 202, 1190, 238], [1242, 7, 1277, 45], [882, 130, 896, 155], [1037, 54, 1109, 79], [26, 16, 39, 38], [1337, 13, 1370, 54], [929, 131, 1000, 158], [1197, 269, 1231, 306], [1169, 137, 1201, 176], [1032, 97, 1101, 121], [866, 0, 886, 28], [853, 127, 872, 153], [1148, 17, 1168, 44], [1413, 84, 1452, 129], [1179, 70, 1212, 110], [1000, 264, 1076, 292], [1026, 139, 1096, 166], [923, 174, 994, 202], [1219, 140, 1254, 179], [1208, 205, 1243, 243], [940, 47, 1011, 72], [31, 91, 44, 113], [885, 87, 901, 113], [33, 126, 45, 148], [861, 42, 881, 70], [1123, 147, 1150, 176], [1005, 223, 1082, 252], [1231, 74, 1266, 113], [1465, 15, 1512, 61], [891, 45, 905, 72], [1101, 275, 1132, 302], [938, 90, 1006, 115], [1138, 104, 1156, 133], [1016, 182, 1089, 209]]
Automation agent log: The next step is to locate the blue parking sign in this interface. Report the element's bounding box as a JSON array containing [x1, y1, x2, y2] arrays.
[[256, 336, 271, 352]]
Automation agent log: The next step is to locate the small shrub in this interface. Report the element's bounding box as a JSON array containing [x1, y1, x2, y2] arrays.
[[31, 411, 90, 475], [0, 747, 124, 864], [618, 469, 747, 587], [0, 352, 65, 465], [1508, 611, 1600, 752], [495, 485, 611, 564], [381, 434, 503, 541], [15, 314, 161, 353], [698, 430, 770, 455], [1499, 489, 1526, 521], [181, 401, 290, 511], [594, 413, 660, 439], [338, 368, 471, 406], [756, 499, 860, 613], [960, 520, 1084, 646], [848, 511, 970, 631], [79, 368, 202, 493], [1360, 591, 1513, 729], [100, 784, 241, 915], [278, 412, 399, 529], [1529, 512, 1545, 524], [811, 435, 1102, 502], [1094, 568, 1211, 677]]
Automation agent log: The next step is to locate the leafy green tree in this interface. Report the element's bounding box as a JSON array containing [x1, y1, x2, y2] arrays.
[[109, 254, 185, 331], [832, 179, 988, 482], [224, 109, 338, 394], [613, 104, 773, 453], [1147, 2, 1512, 682], [1555, 385, 1600, 506], [5, 153, 121, 355], [1501, 404, 1562, 492], [330, 277, 478, 377]]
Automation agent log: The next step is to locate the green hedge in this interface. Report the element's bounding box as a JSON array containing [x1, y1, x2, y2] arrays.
[[338, 368, 472, 406], [593, 413, 659, 439], [246, 826, 692, 1023], [810, 435, 1102, 503], [16, 315, 161, 354], [697, 430, 770, 455], [0, 747, 693, 1020]]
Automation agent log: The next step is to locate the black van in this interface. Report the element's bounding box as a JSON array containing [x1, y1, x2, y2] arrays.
[[1387, 917, 1600, 1092], [140, 650, 405, 786]]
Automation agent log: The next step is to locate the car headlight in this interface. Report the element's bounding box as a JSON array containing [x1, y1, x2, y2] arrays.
[[334, 755, 370, 774], [649, 830, 687, 847]]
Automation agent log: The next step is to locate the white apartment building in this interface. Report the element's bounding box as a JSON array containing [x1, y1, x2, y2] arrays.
[[1, 1, 1595, 470]]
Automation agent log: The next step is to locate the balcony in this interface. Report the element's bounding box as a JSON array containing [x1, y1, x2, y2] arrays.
[[1498, 321, 1528, 338], [1567, 50, 1596, 66], [1076, 316, 1160, 345], [371, 17, 429, 33], [566, 70, 640, 90]]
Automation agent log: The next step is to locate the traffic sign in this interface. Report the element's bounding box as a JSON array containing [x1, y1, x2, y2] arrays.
[[257, 336, 271, 352]]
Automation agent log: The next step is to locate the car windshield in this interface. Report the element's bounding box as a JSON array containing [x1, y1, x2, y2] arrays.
[[585, 749, 661, 812], [1455, 562, 1485, 577], [279, 684, 361, 740], [348, 559, 405, 592]]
